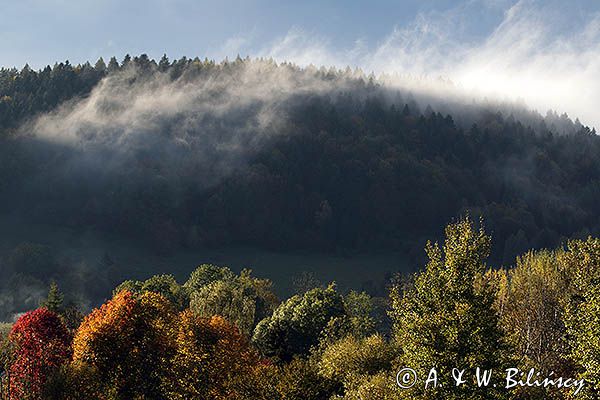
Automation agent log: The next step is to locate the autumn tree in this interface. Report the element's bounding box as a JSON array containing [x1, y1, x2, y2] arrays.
[[274, 357, 341, 400], [390, 217, 507, 399], [342, 290, 380, 339], [8, 308, 72, 399], [71, 291, 177, 399], [318, 333, 398, 397], [167, 311, 260, 399], [563, 237, 600, 399], [500, 250, 573, 373]]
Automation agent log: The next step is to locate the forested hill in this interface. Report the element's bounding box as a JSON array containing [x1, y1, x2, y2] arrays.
[[0, 54, 599, 269]]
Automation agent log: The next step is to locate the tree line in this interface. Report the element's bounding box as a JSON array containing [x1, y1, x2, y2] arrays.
[[1, 217, 600, 399]]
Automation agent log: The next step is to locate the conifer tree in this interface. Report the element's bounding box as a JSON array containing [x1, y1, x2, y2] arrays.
[[158, 54, 170, 72], [107, 56, 119, 72], [94, 57, 106, 72], [41, 281, 64, 313]]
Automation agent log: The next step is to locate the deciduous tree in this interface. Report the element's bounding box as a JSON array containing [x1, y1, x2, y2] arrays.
[[252, 284, 345, 361], [8, 308, 71, 399], [390, 217, 507, 399], [72, 291, 177, 399]]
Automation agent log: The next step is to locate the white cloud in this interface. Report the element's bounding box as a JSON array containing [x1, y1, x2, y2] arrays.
[[254, 0, 600, 128], [260, 27, 342, 67]]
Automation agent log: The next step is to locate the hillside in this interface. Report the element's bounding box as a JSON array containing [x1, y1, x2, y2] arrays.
[[0, 54, 599, 315]]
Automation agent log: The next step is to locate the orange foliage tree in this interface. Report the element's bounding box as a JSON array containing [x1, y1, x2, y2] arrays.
[[71, 290, 177, 399], [167, 311, 260, 399], [8, 308, 72, 399], [71, 290, 264, 399]]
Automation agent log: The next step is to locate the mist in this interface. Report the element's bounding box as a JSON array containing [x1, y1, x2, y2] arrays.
[[25, 62, 343, 187], [256, 0, 600, 130]]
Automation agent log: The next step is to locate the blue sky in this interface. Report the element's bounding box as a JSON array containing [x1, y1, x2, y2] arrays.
[[4, 1, 473, 68], [2, 0, 600, 127]]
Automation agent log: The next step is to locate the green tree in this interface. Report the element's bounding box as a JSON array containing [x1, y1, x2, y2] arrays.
[[158, 54, 170, 72], [252, 284, 345, 361], [389, 217, 507, 399], [107, 56, 120, 72], [343, 290, 378, 339], [114, 274, 189, 310], [184, 264, 235, 293], [501, 251, 573, 373], [121, 54, 132, 68], [563, 237, 600, 399], [40, 281, 64, 313], [318, 334, 397, 396], [94, 57, 106, 73], [275, 357, 341, 400], [190, 269, 278, 336]]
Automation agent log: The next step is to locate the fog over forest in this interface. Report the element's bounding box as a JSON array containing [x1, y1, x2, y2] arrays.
[[0, 53, 597, 320]]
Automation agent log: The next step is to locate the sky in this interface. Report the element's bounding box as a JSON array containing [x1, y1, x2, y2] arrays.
[[2, 0, 600, 127], [1, 0, 501, 68]]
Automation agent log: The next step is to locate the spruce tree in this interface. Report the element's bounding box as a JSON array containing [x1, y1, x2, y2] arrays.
[[94, 57, 107, 72], [41, 281, 64, 313], [158, 54, 170, 72], [107, 56, 120, 73]]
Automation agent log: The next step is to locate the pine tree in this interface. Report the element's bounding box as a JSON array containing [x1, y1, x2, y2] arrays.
[[107, 56, 120, 73], [41, 281, 64, 313], [94, 57, 106, 72], [121, 54, 132, 68], [158, 54, 170, 72]]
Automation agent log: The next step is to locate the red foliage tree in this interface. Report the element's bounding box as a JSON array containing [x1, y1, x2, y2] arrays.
[[8, 308, 72, 399]]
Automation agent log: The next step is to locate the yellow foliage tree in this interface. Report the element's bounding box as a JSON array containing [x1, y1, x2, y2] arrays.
[[167, 311, 260, 399]]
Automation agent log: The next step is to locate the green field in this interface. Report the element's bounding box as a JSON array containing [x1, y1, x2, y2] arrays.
[[0, 214, 414, 300]]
